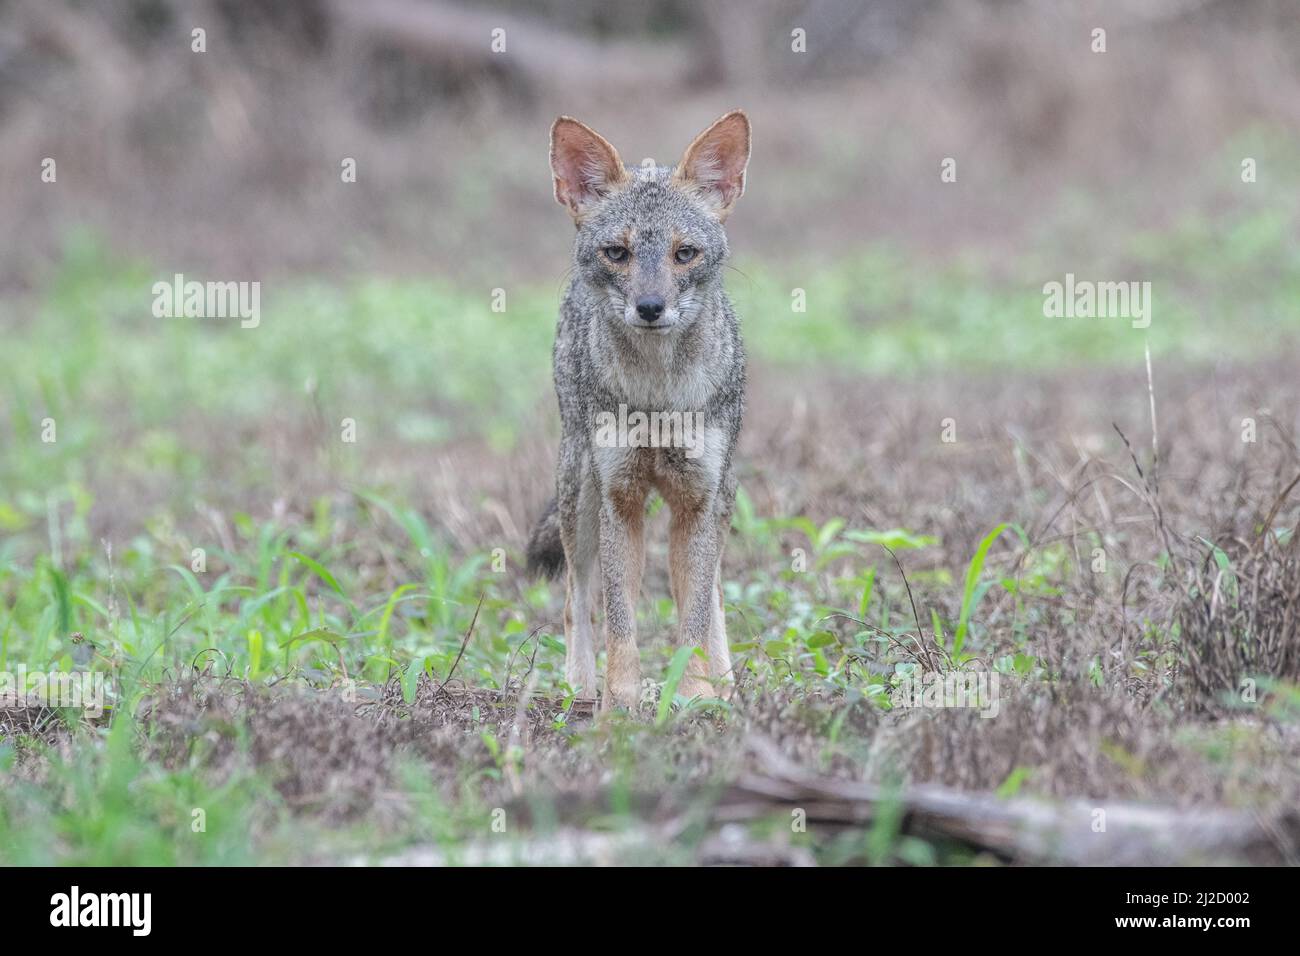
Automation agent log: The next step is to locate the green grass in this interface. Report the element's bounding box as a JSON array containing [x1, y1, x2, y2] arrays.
[[2, 178, 1299, 864], [0, 477, 1057, 863], [5, 186, 1300, 482]]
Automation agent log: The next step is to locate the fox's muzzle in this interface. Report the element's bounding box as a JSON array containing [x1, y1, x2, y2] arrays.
[[634, 294, 666, 323]]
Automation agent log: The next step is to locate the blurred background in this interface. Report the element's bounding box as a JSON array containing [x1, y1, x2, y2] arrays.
[[3, 0, 1300, 286], [2, 0, 1300, 578], [4, 0, 1300, 549]]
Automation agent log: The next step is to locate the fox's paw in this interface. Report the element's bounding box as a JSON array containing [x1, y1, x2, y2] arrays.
[[602, 672, 642, 714], [601, 686, 640, 715]]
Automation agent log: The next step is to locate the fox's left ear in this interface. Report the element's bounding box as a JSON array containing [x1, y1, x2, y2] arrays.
[[673, 109, 751, 220]]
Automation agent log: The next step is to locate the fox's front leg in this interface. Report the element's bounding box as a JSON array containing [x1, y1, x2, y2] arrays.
[[707, 561, 732, 700], [562, 564, 597, 698], [558, 467, 599, 698], [598, 495, 644, 711], [669, 501, 722, 700], [707, 481, 736, 698]]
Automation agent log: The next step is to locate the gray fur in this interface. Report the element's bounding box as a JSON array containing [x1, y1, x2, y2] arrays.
[[528, 112, 750, 708]]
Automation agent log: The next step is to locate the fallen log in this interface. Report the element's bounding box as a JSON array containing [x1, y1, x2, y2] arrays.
[[355, 698, 1298, 865], [720, 735, 1299, 865], [482, 734, 1299, 865]]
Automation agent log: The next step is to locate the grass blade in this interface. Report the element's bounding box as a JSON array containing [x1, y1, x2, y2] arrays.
[[657, 645, 700, 726]]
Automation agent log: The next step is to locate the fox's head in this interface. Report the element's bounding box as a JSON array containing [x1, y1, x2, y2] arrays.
[[549, 110, 750, 335]]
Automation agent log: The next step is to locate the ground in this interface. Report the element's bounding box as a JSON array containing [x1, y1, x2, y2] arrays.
[[2, 187, 1299, 863]]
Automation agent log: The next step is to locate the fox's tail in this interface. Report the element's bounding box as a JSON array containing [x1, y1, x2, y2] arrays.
[[525, 497, 565, 580]]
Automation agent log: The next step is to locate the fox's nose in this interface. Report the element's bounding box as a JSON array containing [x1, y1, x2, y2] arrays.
[[635, 295, 666, 322]]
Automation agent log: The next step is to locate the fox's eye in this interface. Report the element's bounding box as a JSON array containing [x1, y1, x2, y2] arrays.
[[675, 245, 698, 264], [603, 246, 629, 263]]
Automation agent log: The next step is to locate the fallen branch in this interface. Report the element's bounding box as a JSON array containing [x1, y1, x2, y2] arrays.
[[722, 735, 1298, 865], [479, 734, 1299, 865]]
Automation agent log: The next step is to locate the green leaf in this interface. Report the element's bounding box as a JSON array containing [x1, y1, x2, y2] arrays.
[[375, 583, 420, 680], [48, 566, 73, 637], [402, 657, 426, 705], [996, 766, 1032, 799], [929, 607, 944, 645], [844, 528, 939, 551], [282, 627, 345, 669], [806, 631, 838, 649], [814, 518, 846, 552], [657, 645, 701, 727], [953, 523, 1026, 656], [857, 568, 876, 620], [247, 629, 263, 678], [287, 551, 345, 597]]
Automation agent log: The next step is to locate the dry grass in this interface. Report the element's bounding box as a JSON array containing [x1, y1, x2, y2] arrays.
[[0, 357, 1276, 863]]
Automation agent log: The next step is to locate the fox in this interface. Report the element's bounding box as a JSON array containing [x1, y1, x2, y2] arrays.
[[525, 109, 751, 712]]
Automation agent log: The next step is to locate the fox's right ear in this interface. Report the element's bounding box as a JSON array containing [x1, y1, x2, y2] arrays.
[[550, 117, 628, 222]]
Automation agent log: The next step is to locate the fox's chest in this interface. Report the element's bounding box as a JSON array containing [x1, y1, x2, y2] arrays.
[[599, 358, 718, 412], [589, 421, 730, 504]]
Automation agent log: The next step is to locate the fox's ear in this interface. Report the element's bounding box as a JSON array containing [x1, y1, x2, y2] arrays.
[[673, 109, 751, 220], [550, 117, 628, 221]]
